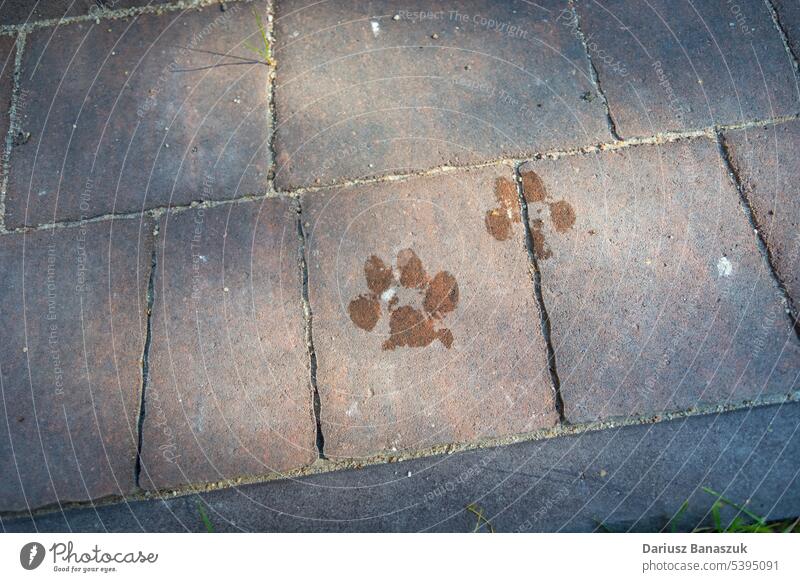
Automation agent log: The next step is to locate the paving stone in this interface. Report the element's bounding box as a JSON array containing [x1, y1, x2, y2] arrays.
[[574, 0, 799, 137], [724, 121, 800, 308], [519, 139, 800, 423], [772, 0, 800, 58], [303, 166, 558, 459], [0, 1, 173, 26], [0, 35, 15, 179], [6, 402, 799, 532], [273, 0, 611, 190], [0, 219, 154, 512], [139, 198, 316, 491], [5, 1, 271, 228]]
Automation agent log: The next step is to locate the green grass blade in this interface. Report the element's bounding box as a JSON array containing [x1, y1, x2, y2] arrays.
[[197, 502, 214, 533], [702, 487, 766, 526], [252, 7, 270, 61], [668, 500, 690, 533]]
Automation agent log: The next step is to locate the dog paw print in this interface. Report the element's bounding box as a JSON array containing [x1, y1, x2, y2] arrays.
[[347, 249, 459, 350], [483, 171, 576, 260], [520, 169, 575, 260]]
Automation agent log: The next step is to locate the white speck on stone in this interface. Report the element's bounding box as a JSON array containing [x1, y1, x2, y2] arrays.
[[717, 256, 733, 278], [381, 287, 396, 302], [371, 21, 380, 36], [346, 402, 358, 417], [407, 471, 412, 477]]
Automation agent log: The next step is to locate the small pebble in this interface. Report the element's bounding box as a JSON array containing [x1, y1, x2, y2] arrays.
[[431, 33, 439, 39], [392, 14, 400, 21]]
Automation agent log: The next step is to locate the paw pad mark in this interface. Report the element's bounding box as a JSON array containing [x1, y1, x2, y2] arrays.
[[485, 177, 521, 241], [519, 169, 576, 260], [347, 249, 459, 351]]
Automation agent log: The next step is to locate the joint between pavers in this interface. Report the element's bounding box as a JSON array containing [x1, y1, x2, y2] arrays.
[[295, 199, 326, 460], [0, 30, 26, 233], [265, 0, 278, 184], [567, 1, 621, 141], [3, 390, 797, 521], [0, 0, 255, 37], [513, 163, 566, 424], [0, 188, 286, 235], [1, 114, 799, 235], [764, 0, 800, 73], [716, 131, 800, 339], [134, 225, 159, 490]]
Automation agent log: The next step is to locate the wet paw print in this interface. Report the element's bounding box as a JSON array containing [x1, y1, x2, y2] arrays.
[[348, 249, 459, 350], [484, 170, 576, 260]]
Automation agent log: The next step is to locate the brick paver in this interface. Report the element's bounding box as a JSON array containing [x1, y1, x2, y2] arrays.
[[575, 0, 799, 137], [773, 0, 800, 58], [304, 166, 557, 459], [0, 35, 15, 181], [724, 120, 800, 308], [0, 219, 153, 511], [519, 139, 800, 423], [8, 401, 800, 532], [140, 199, 316, 491], [273, 0, 611, 190], [0, 1, 173, 26], [5, 1, 271, 228], [2, 0, 800, 528]]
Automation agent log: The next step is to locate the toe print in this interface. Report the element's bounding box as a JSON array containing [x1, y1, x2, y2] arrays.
[[519, 169, 576, 259], [347, 249, 459, 350], [485, 177, 522, 241]]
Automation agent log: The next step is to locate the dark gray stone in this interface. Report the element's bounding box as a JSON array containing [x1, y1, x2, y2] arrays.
[[6, 2, 271, 228], [724, 120, 800, 310], [5, 402, 799, 531], [273, 0, 611, 189], [139, 198, 316, 491], [303, 166, 556, 460], [0, 218, 154, 512], [575, 0, 799, 137], [520, 139, 800, 423]]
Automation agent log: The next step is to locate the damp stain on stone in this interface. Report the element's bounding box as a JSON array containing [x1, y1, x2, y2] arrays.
[[485, 176, 521, 241], [364, 255, 393, 294], [549, 200, 576, 233], [518, 169, 577, 260], [348, 294, 381, 331], [348, 249, 459, 350], [531, 219, 552, 260], [397, 248, 427, 289], [520, 169, 547, 203]]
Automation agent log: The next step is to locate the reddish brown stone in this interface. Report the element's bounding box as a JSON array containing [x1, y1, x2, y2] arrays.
[[304, 166, 558, 459], [520, 139, 800, 423], [140, 198, 316, 490], [575, 0, 799, 137], [0, 219, 154, 511], [6, 2, 271, 228], [274, 0, 612, 189], [724, 121, 800, 306]]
